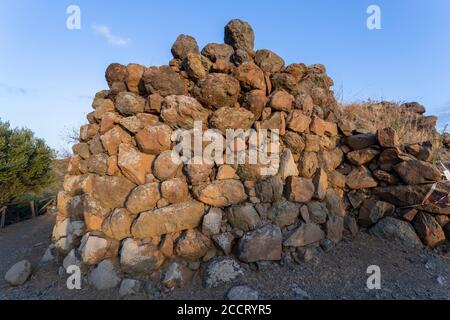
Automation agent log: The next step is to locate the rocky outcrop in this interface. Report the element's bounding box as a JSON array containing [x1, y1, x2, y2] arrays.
[[52, 19, 449, 293]]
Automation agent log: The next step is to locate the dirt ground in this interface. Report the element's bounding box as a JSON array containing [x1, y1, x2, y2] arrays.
[[0, 213, 449, 300]]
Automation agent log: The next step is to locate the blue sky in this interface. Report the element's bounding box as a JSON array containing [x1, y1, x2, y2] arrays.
[[1, 0, 449, 152]]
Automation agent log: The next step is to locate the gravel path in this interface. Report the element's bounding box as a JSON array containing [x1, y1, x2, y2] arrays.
[[1, 214, 449, 300]]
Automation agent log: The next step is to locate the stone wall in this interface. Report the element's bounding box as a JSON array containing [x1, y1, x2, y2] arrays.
[[53, 19, 450, 290]]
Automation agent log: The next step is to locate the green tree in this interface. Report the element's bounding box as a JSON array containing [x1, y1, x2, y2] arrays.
[[0, 119, 55, 206]]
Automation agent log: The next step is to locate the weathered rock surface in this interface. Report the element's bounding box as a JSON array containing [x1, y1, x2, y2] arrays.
[[57, 19, 446, 283], [89, 259, 121, 290], [194, 180, 247, 207], [370, 217, 423, 248], [236, 224, 282, 262], [203, 257, 244, 288], [161, 95, 210, 129], [132, 201, 205, 238], [126, 183, 161, 214], [412, 212, 446, 247], [284, 223, 325, 247], [224, 19, 255, 52], [4, 260, 32, 286], [120, 238, 165, 274]]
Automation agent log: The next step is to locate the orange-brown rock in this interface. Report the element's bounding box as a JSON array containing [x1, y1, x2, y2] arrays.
[[284, 176, 315, 203], [131, 200, 205, 238], [135, 124, 172, 155], [117, 143, 154, 185], [193, 179, 247, 207]]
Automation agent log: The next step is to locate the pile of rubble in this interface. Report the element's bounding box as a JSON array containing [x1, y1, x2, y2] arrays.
[[47, 19, 449, 291]]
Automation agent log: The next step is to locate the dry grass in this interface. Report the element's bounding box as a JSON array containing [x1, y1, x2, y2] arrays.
[[341, 101, 439, 145]]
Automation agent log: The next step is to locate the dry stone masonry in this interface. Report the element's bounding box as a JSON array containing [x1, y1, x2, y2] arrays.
[[53, 19, 450, 291]]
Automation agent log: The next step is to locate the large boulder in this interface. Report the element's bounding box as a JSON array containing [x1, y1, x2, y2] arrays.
[[82, 194, 110, 232], [344, 134, 377, 150], [255, 49, 285, 73], [298, 152, 318, 178], [120, 238, 165, 274], [312, 168, 328, 200], [126, 183, 161, 214], [131, 200, 205, 238], [135, 124, 173, 155], [394, 160, 442, 185], [224, 19, 255, 52], [195, 73, 240, 109], [287, 110, 311, 134], [202, 257, 244, 288], [307, 202, 328, 224], [80, 234, 119, 265], [89, 259, 121, 290], [117, 144, 154, 185], [240, 89, 268, 120], [117, 114, 159, 134], [370, 217, 422, 248], [284, 177, 315, 203], [377, 127, 399, 148], [153, 151, 182, 181], [125, 63, 145, 95], [183, 53, 212, 81], [278, 149, 299, 180], [358, 199, 395, 227], [210, 107, 255, 134], [87, 153, 108, 175], [161, 177, 189, 204], [161, 95, 211, 129], [4, 260, 32, 286], [227, 204, 261, 231], [171, 34, 199, 60], [412, 212, 446, 247], [282, 131, 305, 154], [202, 208, 223, 236], [142, 66, 187, 97], [162, 262, 193, 289], [91, 175, 135, 209], [267, 200, 299, 228], [346, 166, 377, 190], [283, 222, 325, 247], [236, 224, 282, 262], [346, 148, 380, 165], [193, 180, 247, 207], [372, 184, 450, 215], [234, 61, 266, 91], [201, 43, 234, 62], [115, 92, 145, 116], [184, 163, 214, 185], [102, 208, 135, 240], [105, 63, 126, 88], [255, 176, 284, 203], [175, 229, 212, 261], [326, 214, 344, 243], [268, 90, 293, 112], [100, 126, 132, 156]]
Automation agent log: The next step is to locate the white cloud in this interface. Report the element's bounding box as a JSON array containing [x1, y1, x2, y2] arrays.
[[0, 83, 28, 95], [92, 25, 131, 47]]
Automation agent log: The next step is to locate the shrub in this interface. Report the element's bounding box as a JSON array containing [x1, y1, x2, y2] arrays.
[[0, 119, 55, 206], [341, 101, 439, 145]]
